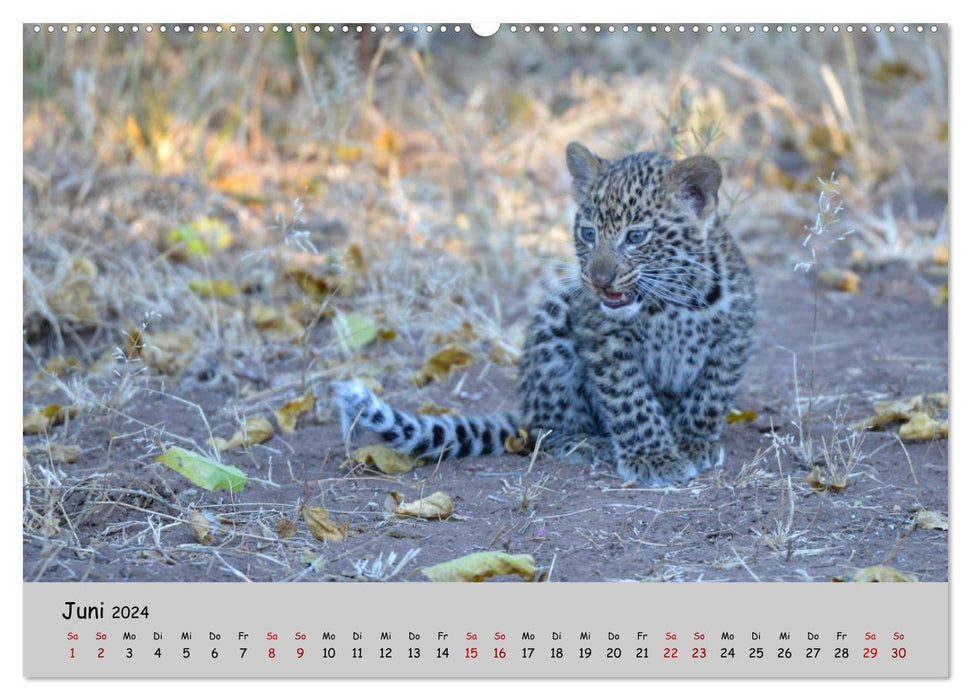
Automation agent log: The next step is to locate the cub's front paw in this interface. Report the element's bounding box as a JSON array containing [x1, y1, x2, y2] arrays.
[[617, 451, 699, 486], [679, 441, 724, 472]]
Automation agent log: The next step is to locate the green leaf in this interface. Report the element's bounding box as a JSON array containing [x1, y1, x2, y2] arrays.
[[156, 446, 246, 493], [333, 310, 377, 351], [168, 217, 232, 260]]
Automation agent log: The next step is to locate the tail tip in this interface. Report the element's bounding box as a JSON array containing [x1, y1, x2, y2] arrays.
[[332, 380, 374, 439]]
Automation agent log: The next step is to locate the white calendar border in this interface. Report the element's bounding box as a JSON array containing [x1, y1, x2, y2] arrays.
[[7, 0, 963, 696]]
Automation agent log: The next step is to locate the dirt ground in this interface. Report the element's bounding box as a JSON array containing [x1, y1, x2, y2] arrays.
[[23, 252, 948, 583], [22, 26, 948, 583]]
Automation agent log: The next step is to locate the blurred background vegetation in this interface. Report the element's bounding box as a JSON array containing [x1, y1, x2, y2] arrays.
[[21, 24, 950, 400]]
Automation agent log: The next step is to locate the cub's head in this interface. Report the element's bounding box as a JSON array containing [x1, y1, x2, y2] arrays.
[[566, 141, 722, 316]]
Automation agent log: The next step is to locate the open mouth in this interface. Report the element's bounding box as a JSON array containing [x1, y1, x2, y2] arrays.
[[599, 290, 635, 309]]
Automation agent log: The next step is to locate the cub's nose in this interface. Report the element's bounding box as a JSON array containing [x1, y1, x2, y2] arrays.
[[590, 270, 616, 290]]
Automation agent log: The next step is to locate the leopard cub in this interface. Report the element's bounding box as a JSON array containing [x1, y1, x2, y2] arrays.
[[336, 142, 755, 485]]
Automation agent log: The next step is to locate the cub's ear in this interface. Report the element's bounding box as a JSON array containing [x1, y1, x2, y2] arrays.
[[566, 141, 602, 202], [664, 155, 722, 220]]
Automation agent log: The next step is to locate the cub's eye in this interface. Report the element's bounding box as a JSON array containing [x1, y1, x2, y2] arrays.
[[626, 229, 649, 245], [578, 226, 597, 244]]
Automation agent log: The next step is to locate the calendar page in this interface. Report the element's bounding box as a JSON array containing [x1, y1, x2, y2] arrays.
[[21, 20, 949, 680]]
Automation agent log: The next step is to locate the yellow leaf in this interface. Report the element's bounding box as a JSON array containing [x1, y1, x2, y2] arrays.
[[412, 345, 475, 386], [210, 417, 274, 451], [819, 268, 860, 293], [417, 401, 458, 416], [932, 244, 948, 266], [851, 565, 917, 583], [805, 465, 848, 493], [23, 404, 77, 434], [168, 217, 232, 259], [47, 444, 82, 464], [914, 510, 948, 531], [125, 114, 145, 149], [187, 510, 215, 545], [274, 389, 316, 433], [347, 445, 417, 474], [284, 251, 355, 300], [189, 279, 237, 298], [488, 340, 520, 366], [898, 412, 946, 442], [302, 506, 348, 542], [251, 303, 305, 342], [421, 552, 537, 582], [49, 257, 98, 323], [390, 491, 453, 519], [334, 143, 363, 162], [504, 427, 533, 456], [43, 356, 81, 377], [726, 408, 758, 423], [852, 393, 948, 433], [432, 321, 478, 344], [123, 328, 198, 374]]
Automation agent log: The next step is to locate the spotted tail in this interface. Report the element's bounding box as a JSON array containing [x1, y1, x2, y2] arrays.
[[334, 381, 520, 459]]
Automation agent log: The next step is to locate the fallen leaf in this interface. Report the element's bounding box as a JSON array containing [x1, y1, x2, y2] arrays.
[[505, 427, 532, 455], [389, 491, 453, 520], [168, 217, 231, 260], [726, 408, 758, 423], [155, 446, 246, 492], [210, 417, 274, 451], [274, 389, 316, 433], [421, 551, 536, 582], [898, 412, 946, 442], [284, 250, 356, 300], [417, 401, 458, 416], [346, 445, 418, 475], [851, 565, 917, 583], [333, 310, 377, 351], [189, 279, 238, 298], [46, 444, 82, 464], [299, 551, 327, 572], [124, 328, 199, 374], [187, 510, 215, 545], [412, 345, 475, 386], [251, 303, 305, 342], [302, 506, 348, 542], [819, 268, 860, 293], [49, 257, 98, 323], [852, 393, 949, 435], [913, 510, 948, 531], [872, 395, 924, 416], [488, 340, 521, 366], [23, 404, 78, 434], [433, 320, 478, 344], [805, 465, 848, 493], [277, 518, 298, 539], [42, 356, 81, 377]]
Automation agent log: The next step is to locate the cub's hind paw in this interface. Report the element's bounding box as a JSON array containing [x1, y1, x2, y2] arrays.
[[617, 451, 699, 486], [542, 433, 615, 465], [679, 441, 724, 472]]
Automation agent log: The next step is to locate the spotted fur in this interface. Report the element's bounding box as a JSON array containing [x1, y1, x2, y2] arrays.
[[335, 142, 755, 485]]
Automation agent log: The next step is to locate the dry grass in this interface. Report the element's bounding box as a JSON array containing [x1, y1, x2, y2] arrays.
[[22, 25, 948, 582]]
